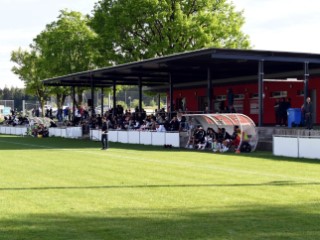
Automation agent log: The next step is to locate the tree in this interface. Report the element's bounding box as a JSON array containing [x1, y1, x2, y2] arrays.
[[90, 0, 250, 65], [11, 48, 50, 115], [131, 99, 145, 109], [2, 86, 12, 100], [33, 10, 100, 108], [11, 10, 99, 116]]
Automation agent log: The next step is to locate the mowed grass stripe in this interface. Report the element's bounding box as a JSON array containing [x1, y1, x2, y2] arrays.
[[0, 138, 318, 208], [1, 135, 319, 184], [0, 135, 320, 239]]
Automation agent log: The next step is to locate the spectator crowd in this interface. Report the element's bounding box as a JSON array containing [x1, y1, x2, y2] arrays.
[[1, 104, 251, 153]]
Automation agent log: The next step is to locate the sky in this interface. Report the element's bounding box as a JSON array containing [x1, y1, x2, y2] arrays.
[[0, 0, 96, 89], [1, 0, 320, 89]]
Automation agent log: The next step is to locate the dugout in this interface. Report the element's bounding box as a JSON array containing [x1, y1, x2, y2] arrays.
[[183, 113, 258, 152]]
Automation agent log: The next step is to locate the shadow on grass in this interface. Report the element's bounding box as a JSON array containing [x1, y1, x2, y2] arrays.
[[0, 181, 320, 191], [1, 181, 320, 192], [0, 204, 319, 240]]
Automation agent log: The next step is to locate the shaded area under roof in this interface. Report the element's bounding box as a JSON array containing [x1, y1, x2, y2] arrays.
[[43, 47, 320, 89]]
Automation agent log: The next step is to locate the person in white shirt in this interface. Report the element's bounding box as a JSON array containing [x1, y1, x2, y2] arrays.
[[156, 123, 166, 132]]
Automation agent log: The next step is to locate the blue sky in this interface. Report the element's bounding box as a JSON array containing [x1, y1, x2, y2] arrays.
[[1, 0, 320, 89]]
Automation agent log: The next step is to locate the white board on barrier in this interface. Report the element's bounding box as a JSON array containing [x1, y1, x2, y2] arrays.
[[90, 129, 101, 141], [151, 132, 165, 146], [273, 136, 298, 158], [49, 128, 55, 137], [128, 131, 140, 144], [60, 128, 67, 138], [66, 128, 73, 138], [166, 132, 180, 148], [16, 127, 27, 135], [66, 127, 82, 138], [299, 137, 320, 160], [108, 131, 118, 142], [5, 127, 11, 134], [118, 131, 128, 143], [140, 131, 152, 145]]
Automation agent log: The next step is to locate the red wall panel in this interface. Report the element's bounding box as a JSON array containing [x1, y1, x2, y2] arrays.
[[171, 79, 317, 125]]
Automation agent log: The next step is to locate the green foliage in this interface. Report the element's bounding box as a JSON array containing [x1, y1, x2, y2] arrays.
[[33, 10, 100, 108], [0, 87, 36, 111], [90, 0, 251, 64], [131, 99, 145, 109], [0, 136, 320, 239], [116, 100, 127, 109], [149, 98, 157, 107], [34, 10, 99, 76], [11, 10, 99, 110], [11, 48, 50, 115]]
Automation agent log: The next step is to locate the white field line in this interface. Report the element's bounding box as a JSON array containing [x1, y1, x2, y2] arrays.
[[0, 139, 318, 183]]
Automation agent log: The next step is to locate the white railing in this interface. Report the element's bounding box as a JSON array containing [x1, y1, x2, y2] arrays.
[[90, 129, 180, 148], [273, 135, 320, 160], [49, 127, 82, 139], [0, 125, 82, 139], [0, 125, 180, 147], [0, 125, 28, 136]]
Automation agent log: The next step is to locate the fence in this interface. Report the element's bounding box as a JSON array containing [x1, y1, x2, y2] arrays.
[[0, 100, 14, 116]]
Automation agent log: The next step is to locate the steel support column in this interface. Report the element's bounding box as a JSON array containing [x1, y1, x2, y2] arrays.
[[157, 93, 161, 110], [207, 67, 212, 113], [90, 74, 95, 116], [72, 86, 75, 121], [169, 73, 174, 119], [304, 61, 309, 103], [113, 80, 116, 116], [258, 60, 264, 127], [138, 77, 142, 112], [101, 87, 104, 116]]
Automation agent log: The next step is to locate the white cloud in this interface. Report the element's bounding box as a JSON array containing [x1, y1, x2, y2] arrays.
[[233, 0, 320, 53]]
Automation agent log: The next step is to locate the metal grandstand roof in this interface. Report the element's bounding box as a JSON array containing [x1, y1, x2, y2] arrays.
[[43, 47, 320, 89]]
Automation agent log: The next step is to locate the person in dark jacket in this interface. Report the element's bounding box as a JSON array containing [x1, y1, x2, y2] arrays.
[[101, 118, 108, 150], [302, 97, 313, 130]]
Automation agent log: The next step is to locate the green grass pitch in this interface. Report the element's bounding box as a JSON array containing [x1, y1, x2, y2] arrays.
[[0, 134, 319, 240]]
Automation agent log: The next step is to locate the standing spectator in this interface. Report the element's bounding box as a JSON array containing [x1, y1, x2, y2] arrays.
[[57, 108, 63, 122], [302, 97, 313, 130], [97, 114, 102, 128], [274, 99, 281, 126], [49, 108, 53, 118], [45, 108, 49, 117], [35, 108, 40, 117], [278, 97, 286, 126], [63, 107, 69, 120], [218, 101, 225, 113]]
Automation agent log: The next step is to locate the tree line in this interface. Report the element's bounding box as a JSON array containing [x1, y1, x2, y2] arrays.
[[0, 87, 37, 111], [10, 0, 250, 116]]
